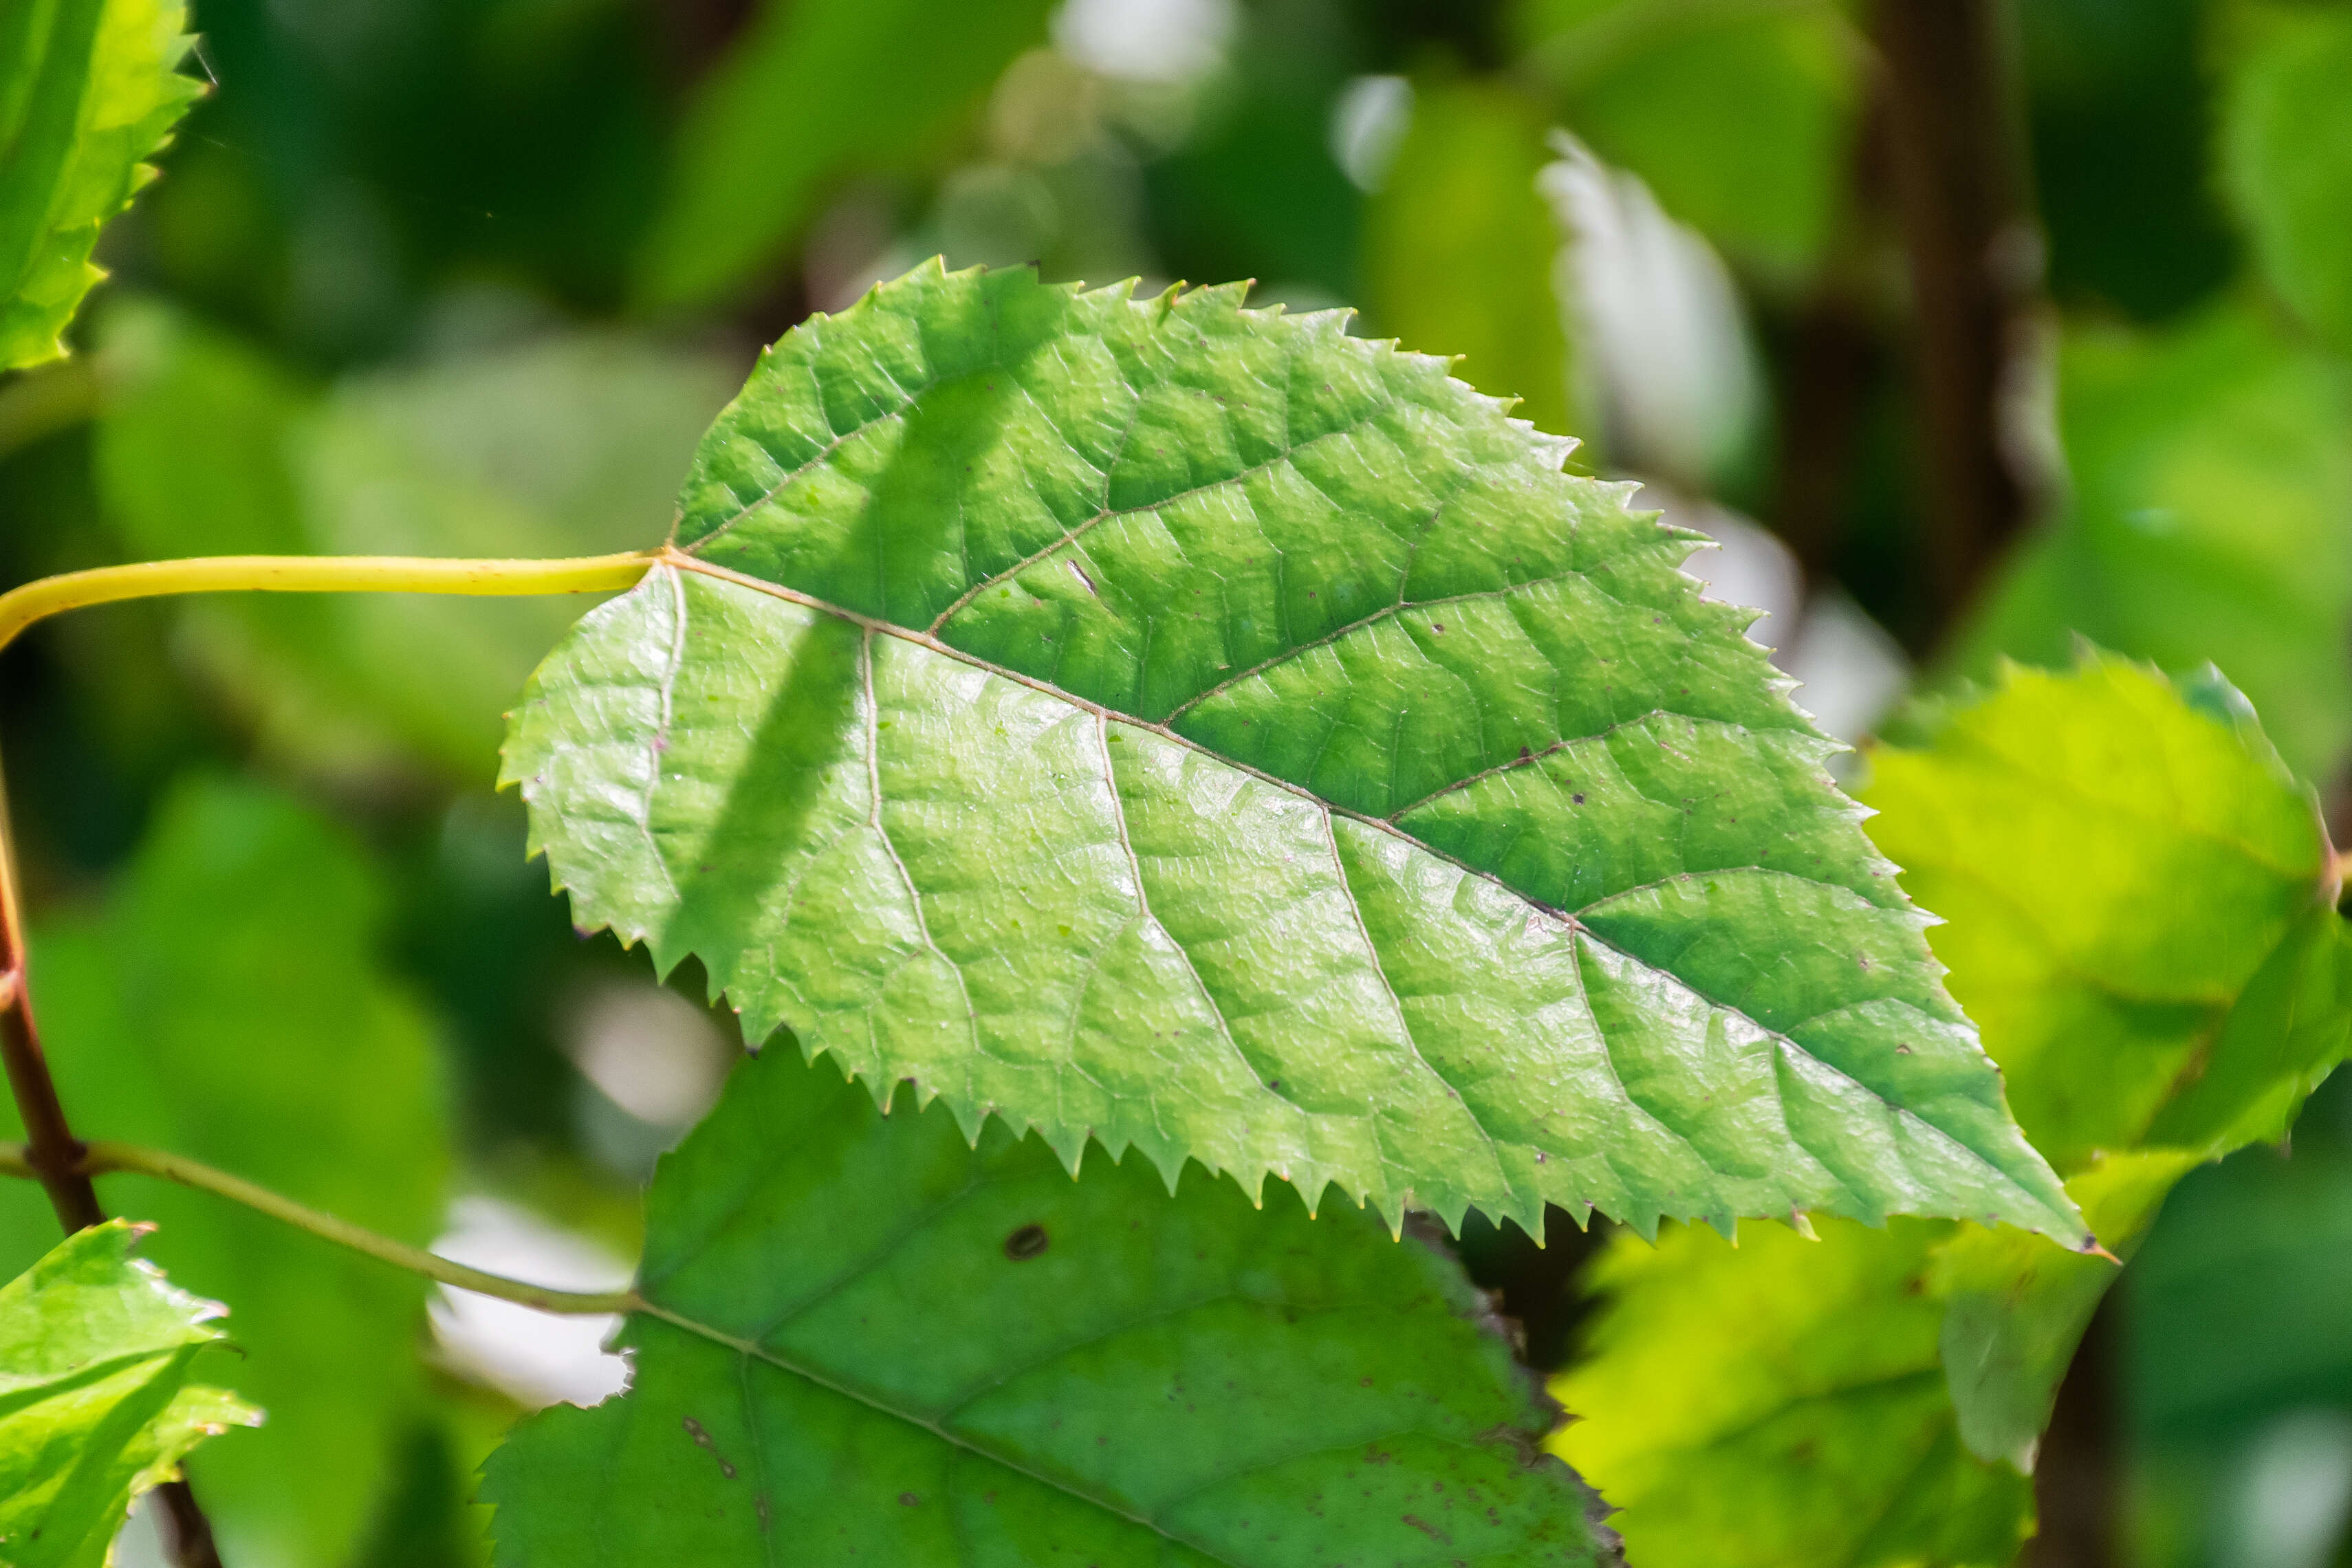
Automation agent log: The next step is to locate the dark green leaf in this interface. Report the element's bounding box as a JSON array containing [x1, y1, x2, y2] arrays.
[[481, 1045, 1609, 1565], [0, 1220, 258, 1568], [507, 260, 2080, 1243], [0, 781, 450, 1566], [0, 0, 200, 368]]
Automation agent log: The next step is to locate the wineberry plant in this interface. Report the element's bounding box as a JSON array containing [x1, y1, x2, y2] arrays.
[[8, 6, 2352, 1568]]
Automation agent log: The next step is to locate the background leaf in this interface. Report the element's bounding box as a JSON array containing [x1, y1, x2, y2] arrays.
[[92, 300, 737, 777], [1554, 657, 2352, 1567], [0, 1221, 259, 1568], [1939, 306, 2352, 783], [635, 0, 1058, 312], [2221, 6, 2352, 355], [508, 259, 2078, 1243], [482, 1045, 1610, 1566], [1362, 78, 1575, 441], [0, 779, 450, 1568], [0, 0, 200, 369], [1511, 0, 1864, 288]]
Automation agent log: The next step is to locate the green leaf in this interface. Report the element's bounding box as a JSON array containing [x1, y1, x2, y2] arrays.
[[635, 0, 1056, 312], [1932, 1148, 2197, 1470], [0, 1221, 259, 1568], [0, 780, 450, 1567], [1362, 78, 1576, 442], [481, 1045, 1609, 1565], [1870, 657, 2336, 1171], [0, 0, 200, 369], [1556, 1217, 2034, 1568], [94, 302, 737, 776], [506, 259, 2080, 1243], [1553, 657, 2352, 1568], [2221, 6, 2352, 354], [1942, 305, 2352, 783]]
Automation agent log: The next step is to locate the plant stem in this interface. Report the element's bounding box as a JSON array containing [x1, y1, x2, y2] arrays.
[[0, 763, 101, 1234], [0, 549, 656, 657], [0, 1139, 642, 1316]]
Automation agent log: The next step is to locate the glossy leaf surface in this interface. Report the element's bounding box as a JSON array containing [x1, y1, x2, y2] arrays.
[[0, 0, 198, 368], [1555, 658, 2352, 1567], [482, 1045, 1608, 1565], [0, 1221, 259, 1568], [508, 260, 2078, 1242], [0, 781, 450, 1568]]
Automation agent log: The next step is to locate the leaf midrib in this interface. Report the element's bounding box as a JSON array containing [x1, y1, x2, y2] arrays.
[[632, 1296, 1247, 1567], [649, 549, 2057, 1222]]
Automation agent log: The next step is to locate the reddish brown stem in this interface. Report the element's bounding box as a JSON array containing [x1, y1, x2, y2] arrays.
[[1, 743, 219, 1565], [0, 769, 101, 1232]]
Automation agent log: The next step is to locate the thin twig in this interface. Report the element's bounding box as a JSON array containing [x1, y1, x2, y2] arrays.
[[0, 1140, 642, 1315]]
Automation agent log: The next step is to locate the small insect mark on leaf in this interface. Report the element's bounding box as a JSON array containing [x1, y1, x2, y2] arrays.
[[1005, 1222, 1050, 1261], [682, 1416, 737, 1479]]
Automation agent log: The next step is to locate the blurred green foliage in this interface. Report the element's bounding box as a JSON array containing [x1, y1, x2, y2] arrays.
[[0, 781, 448, 1565]]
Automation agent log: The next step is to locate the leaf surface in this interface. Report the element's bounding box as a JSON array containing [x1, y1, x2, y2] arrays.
[[507, 259, 2079, 1242], [0, 1221, 259, 1568], [0, 0, 199, 368], [0, 781, 450, 1568], [481, 1045, 1610, 1566], [1555, 657, 2352, 1568]]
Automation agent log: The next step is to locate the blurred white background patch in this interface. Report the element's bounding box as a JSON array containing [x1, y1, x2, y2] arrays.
[[428, 1195, 633, 1411], [1645, 483, 1912, 749], [564, 979, 733, 1181], [1541, 133, 1763, 497], [1052, 0, 1235, 84], [1329, 75, 1413, 192]]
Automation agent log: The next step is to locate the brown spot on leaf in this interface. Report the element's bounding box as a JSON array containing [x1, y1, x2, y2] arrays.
[[1005, 1223, 1049, 1261], [682, 1417, 737, 1479]]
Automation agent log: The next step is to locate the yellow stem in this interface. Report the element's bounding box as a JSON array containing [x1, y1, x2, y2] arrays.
[[0, 550, 657, 660], [0, 1138, 642, 1316]]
